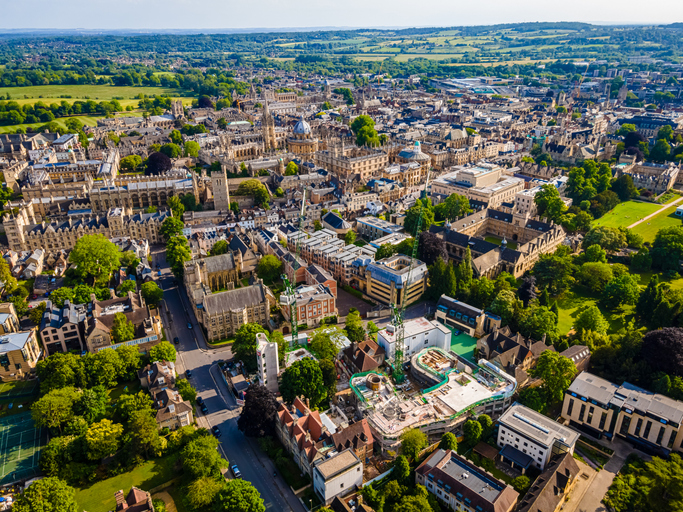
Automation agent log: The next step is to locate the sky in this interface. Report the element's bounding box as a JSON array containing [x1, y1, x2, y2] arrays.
[[0, 0, 681, 30]]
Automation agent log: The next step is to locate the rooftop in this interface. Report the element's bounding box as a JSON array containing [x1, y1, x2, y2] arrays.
[[313, 449, 361, 480], [499, 403, 579, 449]]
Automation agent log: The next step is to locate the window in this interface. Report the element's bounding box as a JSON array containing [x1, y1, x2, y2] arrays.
[[667, 429, 677, 449], [599, 412, 608, 430], [635, 418, 643, 437], [567, 399, 574, 416], [643, 421, 652, 439], [579, 404, 586, 422], [587, 406, 594, 423], [656, 426, 666, 445]]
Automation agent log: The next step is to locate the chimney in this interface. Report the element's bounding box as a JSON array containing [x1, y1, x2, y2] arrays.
[[305, 397, 310, 408], [351, 341, 358, 353], [115, 490, 127, 510]]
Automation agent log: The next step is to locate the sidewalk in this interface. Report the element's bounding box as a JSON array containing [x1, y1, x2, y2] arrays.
[[627, 196, 683, 229]]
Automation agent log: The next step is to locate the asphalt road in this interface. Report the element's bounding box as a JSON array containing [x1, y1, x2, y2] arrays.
[[150, 248, 305, 512]]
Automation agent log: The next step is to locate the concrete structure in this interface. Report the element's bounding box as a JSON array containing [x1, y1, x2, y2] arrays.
[[353, 254, 427, 306], [497, 403, 579, 472], [256, 332, 279, 393], [377, 317, 451, 361], [431, 163, 524, 208], [0, 330, 41, 380], [436, 295, 501, 338], [312, 449, 363, 505], [562, 371, 683, 456], [355, 216, 404, 241], [416, 449, 518, 512]]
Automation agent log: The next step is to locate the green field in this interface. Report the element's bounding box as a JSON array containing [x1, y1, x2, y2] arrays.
[[75, 455, 178, 512], [593, 201, 662, 229], [630, 203, 683, 242], [0, 84, 193, 107], [555, 286, 634, 336]]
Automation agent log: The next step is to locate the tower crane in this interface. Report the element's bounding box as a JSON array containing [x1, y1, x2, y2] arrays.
[[391, 170, 431, 384], [279, 190, 307, 344]]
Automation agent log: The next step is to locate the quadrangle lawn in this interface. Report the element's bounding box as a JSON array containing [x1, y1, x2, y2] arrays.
[[75, 455, 178, 512], [630, 203, 683, 242], [592, 201, 661, 229]]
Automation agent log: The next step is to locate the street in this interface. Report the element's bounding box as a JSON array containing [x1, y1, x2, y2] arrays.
[[151, 248, 305, 512]]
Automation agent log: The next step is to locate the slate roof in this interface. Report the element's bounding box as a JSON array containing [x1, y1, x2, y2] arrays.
[[202, 284, 267, 315], [40, 299, 85, 332], [517, 453, 580, 512]]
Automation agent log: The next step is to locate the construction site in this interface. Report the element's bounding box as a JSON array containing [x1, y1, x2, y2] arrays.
[[350, 348, 517, 454]]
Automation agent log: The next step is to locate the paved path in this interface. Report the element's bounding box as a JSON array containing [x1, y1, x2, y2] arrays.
[[152, 491, 177, 512], [627, 196, 683, 229], [151, 248, 306, 512]]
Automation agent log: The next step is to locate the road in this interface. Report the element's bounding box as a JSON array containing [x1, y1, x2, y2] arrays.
[[150, 248, 305, 512]]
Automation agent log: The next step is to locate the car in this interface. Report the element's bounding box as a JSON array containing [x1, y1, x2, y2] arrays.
[[30, 295, 37, 300], [173, 337, 180, 345], [158, 270, 162, 277], [231, 465, 242, 479], [212, 425, 222, 437], [187, 322, 193, 330], [200, 403, 208, 414], [196, 396, 204, 406], [186, 369, 192, 378]]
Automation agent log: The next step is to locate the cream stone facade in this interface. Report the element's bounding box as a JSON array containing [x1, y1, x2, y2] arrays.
[[314, 146, 388, 180]]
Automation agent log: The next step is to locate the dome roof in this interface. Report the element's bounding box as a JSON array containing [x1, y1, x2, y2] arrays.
[[293, 116, 312, 135]]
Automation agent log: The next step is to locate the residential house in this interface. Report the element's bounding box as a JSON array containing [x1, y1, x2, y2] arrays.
[[516, 452, 580, 512], [342, 339, 386, 374], [39, 300, 86, 355], [114, 487, 155, 512], [0, 330, 42, 380]]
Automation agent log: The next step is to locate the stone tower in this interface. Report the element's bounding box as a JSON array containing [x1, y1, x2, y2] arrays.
[[211, 164, 231, 211], [262, 100, 276, 151], [171, 100, 184, 120]]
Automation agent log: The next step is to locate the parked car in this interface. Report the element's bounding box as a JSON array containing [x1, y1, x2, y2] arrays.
[[231, 465, 242, 479], [212, 425, 222, 437], [187, 322, 193, 330], [173, 337, 180, 345], [200, 403, 208, 414], [186, 369, 192, 378], [196, 396, 204, 406]]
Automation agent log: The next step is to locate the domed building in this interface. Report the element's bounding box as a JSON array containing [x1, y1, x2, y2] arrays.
[[287, 116, 319, 156], [395, 141, 431, 177]]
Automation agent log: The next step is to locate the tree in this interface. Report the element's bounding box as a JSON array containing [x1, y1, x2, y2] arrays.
[[49, 287, 75, 308], [350, 115, 379, 147], [0, 259, 17, 295], [650, 139, 671, 162], [534, 184, 566, 222], [85, 418, 123, 460], [519, 305, 559, 343], [233, 323, 266, 370], [235, 179, 269, 207], [319, 359, 337, 400], [375, 243, 397, 261], [36, 352, 86, 393], [170, 129, 183, 145], [531, 351, 577, 403], [345, 310, 365, 342], [146, 152, 172, 175], [602, 274, 641, 310], [167, 196, 185, 218], [31, 387, 79, 434], [160, 216, 184, 240], [83, 349, 123, 387], [256, 255, 283, 283], [112, 312, 135, 344], [182, 435, 225, 479], [575, 305, 609, 335], [284, 161, 298, 176], [9, 296, 28, 318], [120, 251, 140, 274], [166, 236, 191, 277], [280, 358, 326, 409], [641, 328, 683, 377], [210, 240, 230, 256], [463, 419, 483, 445], [533, 252, 574, 295], [310, 327, 343, 360], [477, 414, 493, 438], [439, 432, 458, 451], [120, 155, 143, 172], [392, 454, 411, 484], [69, 234, 121, 285], [177, 378, 197, 403], [160, 143, 182, 159], [214, 479, 265, 512], [117, 344, 142, 380], [511, 475, 531, 494], [344, 230, 357, 245], [141, 281, 164, 307], [313, 220, 322, 231], [400, 428, 427, 460], [116, 391, 153, 423], [29, 301, 46, 325], [583, 226, 627, 253], [238, 384, 278, 438], [611, 174, 638, 202], [149, 341, 177, 362], [184, 141, 200, 157], [436, 193, 471, 221], [517, 275, 538, 308], [128, 409, 162, 457], [518, 386, 546, 412], [404, 199, 434, 235], [577, 262, 613, 293], [489, 290, 522, 328], [187, 476, 224, 509], [75, 385, 108, 424], [417, 231, 447, 265], [651, 226, 683, 271], [12, 477, 78, 512]]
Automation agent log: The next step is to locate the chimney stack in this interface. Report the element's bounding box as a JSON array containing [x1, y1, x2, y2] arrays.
[[115, 490, 127, 510]]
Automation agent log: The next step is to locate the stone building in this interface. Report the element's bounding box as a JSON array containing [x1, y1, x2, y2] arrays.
[[211, 165, 232, 210], [40, 299, 86, 355], [287, 116, 319, 155], [0, 330, 42, 380], [89, 176, 194, 212], [183, 253, 242, 292], [3, 204, 170, 252], [314, 146, 389, 181], [262, 100, 277, 151]]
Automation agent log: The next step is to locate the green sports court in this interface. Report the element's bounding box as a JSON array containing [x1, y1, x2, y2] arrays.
[[0, 412, 46, 484]]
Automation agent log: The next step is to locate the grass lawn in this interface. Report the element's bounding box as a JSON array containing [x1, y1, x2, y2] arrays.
[[164, 485, 191, 512], [630, 203, 683, 242], [555, 285, 635, 336], [107, 380, 142, 403], [484, 236, 518, 250], [75, 455, 178, 512], [0, 379, 39, 398], [207, 337, 235, 347], [0, 114, 137, 134], [0, 84, 192, 106], [592, 201, 661, 229]]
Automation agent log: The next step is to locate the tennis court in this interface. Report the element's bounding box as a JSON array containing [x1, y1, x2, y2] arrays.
[[0, 412, 45, 484], [0, 380, 39, 398]]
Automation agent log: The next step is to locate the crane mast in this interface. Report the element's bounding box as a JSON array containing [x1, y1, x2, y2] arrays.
[[392, 170, 431, 384], [280, 190, 306, 344]]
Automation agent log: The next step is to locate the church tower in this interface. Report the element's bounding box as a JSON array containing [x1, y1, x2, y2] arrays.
[[262, 100, 276, 151], [211, 165, 231, 211]]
